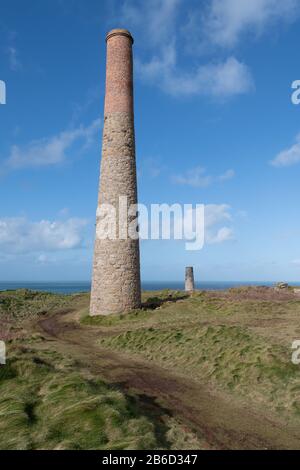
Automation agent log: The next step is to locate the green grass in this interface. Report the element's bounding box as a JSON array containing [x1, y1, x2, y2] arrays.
[[0, 343, 204, 450], [2, 287, 300, 449], [81, 290, 189, 327], [0, 289, 79, 321], [91, 290, 300, 421], [83, 289, 300, 331], [0, 347, 159, 450], [0, 289, 206, 450], [100, 324, 300, 417]]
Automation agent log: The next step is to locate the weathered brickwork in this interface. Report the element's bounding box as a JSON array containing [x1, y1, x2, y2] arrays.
[[185, 267, 195, 292], [90, 29, 141, 316]]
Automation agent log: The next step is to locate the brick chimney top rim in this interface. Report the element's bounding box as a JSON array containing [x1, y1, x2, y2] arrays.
[[106, 29, 134, 44]]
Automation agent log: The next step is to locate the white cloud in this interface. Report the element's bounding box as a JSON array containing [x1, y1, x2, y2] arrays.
[[117, 0, 254, 98], [138, 46, 254, 97], [172, 166, 235, 187], [207, 226, 234, 244], [205, 204, 234, 244], [271, 133, 300, 167], [190, 204, 234, 245], [0, 217, 88, 254], [118, 0, 299, 98], [205, 203, 232, 227], [172, 167, 212, 188], [201, 0, 299, 48], [5, 118, 101, 170], [292, 259, 300, 266], [121, 0, 180, 45], [174, 203, 234, 245], [143, 157, 164, 178], [7, 46, 21, 71], [218, 169, 235, 181], [5, 31, 22, 71]]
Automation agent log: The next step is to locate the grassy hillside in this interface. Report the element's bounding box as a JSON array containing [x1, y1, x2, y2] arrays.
[[1, 287, 300, 449], [0, 346, 159, 450], [0, 289, 203, 450], [85, 288, 300, 421], [0, 289, 73, 320]]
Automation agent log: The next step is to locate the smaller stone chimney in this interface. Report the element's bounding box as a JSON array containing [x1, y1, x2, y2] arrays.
[[185, 267, 195, 292]]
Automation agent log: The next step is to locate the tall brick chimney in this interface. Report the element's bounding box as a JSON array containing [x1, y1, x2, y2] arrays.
[[90, 29, 141, 316]]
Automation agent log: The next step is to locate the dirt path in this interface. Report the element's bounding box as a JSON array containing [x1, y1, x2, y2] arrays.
[[37, 310, 300, 450]]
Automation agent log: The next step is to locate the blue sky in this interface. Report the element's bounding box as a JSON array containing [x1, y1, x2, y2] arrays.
[[1, 0, 300, 282]]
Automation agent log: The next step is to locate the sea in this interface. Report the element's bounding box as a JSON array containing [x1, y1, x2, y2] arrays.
[[0, 281, 299, 295]]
